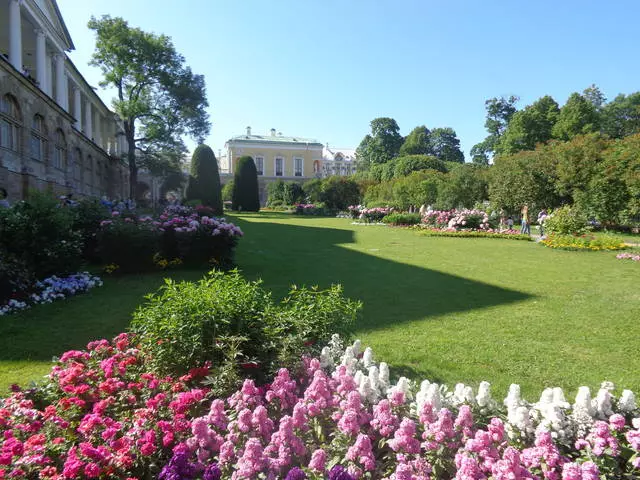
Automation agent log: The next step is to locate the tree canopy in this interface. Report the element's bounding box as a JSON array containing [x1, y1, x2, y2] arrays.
[[429, 127, 465, 163], [88, 15, 210, 197], [356, 117, 403, 165], [551, 93, 600, 141], [399, 126, 432, 156]]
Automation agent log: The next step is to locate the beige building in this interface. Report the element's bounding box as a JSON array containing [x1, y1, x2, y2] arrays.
[[224, 127, 324, 204], [322, 144, 358, 177], [0, 0, 129, 202]]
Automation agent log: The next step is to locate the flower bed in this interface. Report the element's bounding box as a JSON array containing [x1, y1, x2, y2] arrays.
[[1, 335, 640, 479], [422, 208, 497, 232], [97, 206, 243, 272], [616, 252, 640, 262], [347, 206, 394, 223], [540, 234, 627, 251], [0, 272, 102, 316], [419, 228, 532, 241]]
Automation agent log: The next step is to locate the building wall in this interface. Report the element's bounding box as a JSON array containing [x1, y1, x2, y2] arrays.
[[228, 144, 323, 179], [0, 58, 128, 202]]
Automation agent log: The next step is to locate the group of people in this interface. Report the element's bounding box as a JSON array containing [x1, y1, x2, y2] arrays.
[[100, 196, 137, 212], [499, 206, 548, 236]]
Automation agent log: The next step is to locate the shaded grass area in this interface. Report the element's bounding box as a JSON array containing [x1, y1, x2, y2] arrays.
[[0, 269, 207, 390], [231, 213, 640, 398]]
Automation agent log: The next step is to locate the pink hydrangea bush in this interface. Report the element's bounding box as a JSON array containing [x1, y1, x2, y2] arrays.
[[616, 252, 640, 262], [160, 338, 640, 479], [0, 333, 210, 479]]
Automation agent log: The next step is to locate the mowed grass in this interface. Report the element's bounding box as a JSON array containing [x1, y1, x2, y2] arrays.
[[1, 212, 638, 399], [231, 213, 640, 398]]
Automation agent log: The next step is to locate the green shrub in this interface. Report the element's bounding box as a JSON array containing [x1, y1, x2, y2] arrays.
[[0, 192, 82, 278], [319, 176, 361, 210], [97, 216, 161, 272], [222, 181, 234, 202], [382, 212, 422, 225], [0, 249, 33, 304], [545, 205, 588, 235], [540, 233, 626, 251], [185, 144, 223, 214], [130, 270, 360, 385], [232, 156, 260, 211], [71, 198, 111, 262]]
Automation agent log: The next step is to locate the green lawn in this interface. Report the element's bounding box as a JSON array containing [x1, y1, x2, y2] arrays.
[[1, 212, 639, 399]]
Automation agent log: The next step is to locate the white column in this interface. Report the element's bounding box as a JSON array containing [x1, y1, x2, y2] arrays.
[[73, 86, 81, 129], [95, 113, 102, 148], [35, 29, 46, 90], [44, 53, 53, 96], [8, 0, 23, 71], [54, 53, 66, 108], [85, 102, 93, 139]]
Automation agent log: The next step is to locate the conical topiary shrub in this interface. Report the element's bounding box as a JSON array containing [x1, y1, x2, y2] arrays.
[[232, 156, 260, 212], [185, 144, 223, 214]]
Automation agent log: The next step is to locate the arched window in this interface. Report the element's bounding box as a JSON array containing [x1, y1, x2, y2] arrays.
[[0, 94, 21, 152], [53, 129, 66, 170], [30, 114, 47, 161]]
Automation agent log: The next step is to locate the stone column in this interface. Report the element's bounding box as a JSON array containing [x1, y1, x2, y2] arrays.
[[8, 0, 22, 71], [44, 52, 53, 96], [85, 102, 93, 140], [54, 53, 66, 108], [35, 28, 46, 90], [94, 113, 102, 148], [73, 86, 81, 130]]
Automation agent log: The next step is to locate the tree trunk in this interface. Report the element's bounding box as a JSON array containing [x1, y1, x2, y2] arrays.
[[125, 122, 137, 200]]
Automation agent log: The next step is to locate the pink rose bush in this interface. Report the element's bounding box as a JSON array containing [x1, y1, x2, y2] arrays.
[[0, 333, 210, 479], [347, 206, 394, 223], [421, 209, 530, 240]]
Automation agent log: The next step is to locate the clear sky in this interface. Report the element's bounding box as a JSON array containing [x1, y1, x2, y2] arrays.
[[58, 0, 640, 159]]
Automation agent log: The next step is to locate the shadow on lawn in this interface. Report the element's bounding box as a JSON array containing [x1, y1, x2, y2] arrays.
[[233, 216, 532, 333]]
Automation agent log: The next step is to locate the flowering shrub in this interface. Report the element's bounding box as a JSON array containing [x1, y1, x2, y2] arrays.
[[0, 272, 102, 316], [0, 333, 211, 479], [359, 207, 393, 223], [419, 229, 532, 241], [422, 209, 456, 228], [347, 205, 363, 219], [97, 206, 243, 272], [541, 234, 627, 251], [616, 252, 640, 262], [160, 337, 640, 479]]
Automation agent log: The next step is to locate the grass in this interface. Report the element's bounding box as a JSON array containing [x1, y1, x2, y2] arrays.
[[1, 212, 639, 399]]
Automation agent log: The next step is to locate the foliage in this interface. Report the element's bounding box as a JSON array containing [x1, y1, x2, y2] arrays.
[[436, 164, 488, 209], [318, 176, 361, 210], [130, 270, 360, 381], [601, 92, 640, 139], [544, 205, 588, 235], [382, 212, 422, 225], [356, 117, 403, 165], [393, 154, 447, 177], [70, 197, 111, 261], [267, 180, 305, 207], [472, 96, 520, 163], [221, 180, 234, 202], [429, 127, 465, 163], [540, 233, 626, 251], [293, 203, 334, 216], [498, 95, 560, 155], [0, 191, 82, 279], [302, 178, 323, 204], [364, 170, 445, 210], [0, 249, 33, 305], [552, 92, 600, 140], [185, 144, 223, 214], [399, 125, 431, 156], [88, 15, 210, 197], [232, 156, 260, 212]]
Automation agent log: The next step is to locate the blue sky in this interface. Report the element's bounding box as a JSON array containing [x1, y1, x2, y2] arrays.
[[58, 0, 640, 159]]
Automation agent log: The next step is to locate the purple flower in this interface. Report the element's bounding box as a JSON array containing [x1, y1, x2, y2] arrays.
[[284, 466, 307, 480], [203, 463, 222, 480], [328, 465, 354, 480]]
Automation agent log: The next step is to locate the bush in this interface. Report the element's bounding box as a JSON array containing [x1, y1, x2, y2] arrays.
[[0, 192, 82, 278], [0, 249, 33, 304], [267, 180, 304, 206], [360, 206, 393, 223], [71, 197, 111, 261], [185, 144, 223, 214], [319, 176, 361, 210], [382, 212, 422, 225], [544, 205, 588, 235], [232, 156, 260, 211], [222, 180, 234, 202], [540, 233, 626, 251], [419, 229, 532, 241], [293, 203, 334, 216], [130, 270, 360, 384], [97, 214, 161, 272]]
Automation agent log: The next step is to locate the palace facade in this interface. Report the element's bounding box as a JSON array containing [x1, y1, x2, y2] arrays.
[[0, 0, 129, 203]]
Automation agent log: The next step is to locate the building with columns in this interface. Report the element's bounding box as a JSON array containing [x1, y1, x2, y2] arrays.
[[0, 0, 129, 202], [321, 144, 358, 177]]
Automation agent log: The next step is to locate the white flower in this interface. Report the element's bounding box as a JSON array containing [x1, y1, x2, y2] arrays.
[[618, 390, 637, 413], [362, 347, 374, 368]]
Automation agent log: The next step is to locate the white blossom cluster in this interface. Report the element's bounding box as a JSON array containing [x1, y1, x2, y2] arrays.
[[324, 337, 639, 445]]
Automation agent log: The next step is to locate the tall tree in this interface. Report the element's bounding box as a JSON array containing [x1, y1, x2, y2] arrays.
[[601, 92, 640, 139], [497, 95, 560, 155], [471, 95, 519, 164], [429, 127, 465, 163], [356, 117, 403, 165], [232, 156, 260, 211], [88, 16, 210, 198], [399, 125, 432, 155], [185, 144, 223, 214], [552, 93, 600, 141], [582, 84, 606, 111]]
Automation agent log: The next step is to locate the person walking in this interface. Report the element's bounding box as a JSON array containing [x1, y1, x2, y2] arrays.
[[520, 205, 531, 235], [537, 209, 548, 237]]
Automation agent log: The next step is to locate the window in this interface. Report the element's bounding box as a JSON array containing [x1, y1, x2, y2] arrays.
[[0, 95, 20, 151], [294, 157, 303, 177], [275, 157, 284, 176], [53, 129, 66, 170], [254, 156, 264, 175], [30, 115, 47, 161]]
